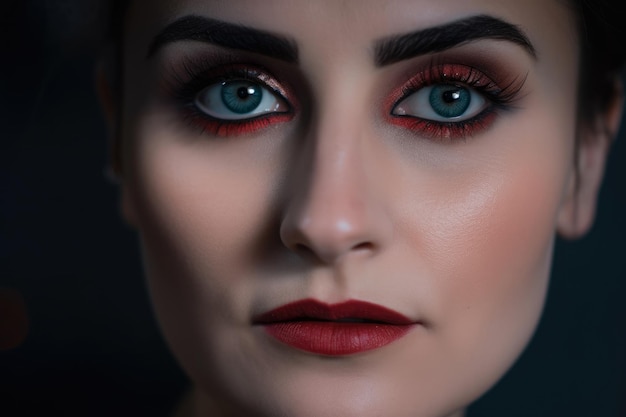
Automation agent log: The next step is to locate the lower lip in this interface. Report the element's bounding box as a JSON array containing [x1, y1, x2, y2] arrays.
[[262, 321, 415, 355]]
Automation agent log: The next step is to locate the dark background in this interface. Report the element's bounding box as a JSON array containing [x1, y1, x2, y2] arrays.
[[1, 1, 625, 416]]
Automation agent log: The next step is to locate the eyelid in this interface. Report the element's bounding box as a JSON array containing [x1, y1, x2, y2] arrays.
[[392, 84, 488, 122], [163, 58, 298, 136], [390, 64, 496, 105], [384, 63, 525, 140], [161, 54, 297, 108], [194, 78, 291, 120]]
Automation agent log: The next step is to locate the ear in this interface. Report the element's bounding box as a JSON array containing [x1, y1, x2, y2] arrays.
[[95, 59, 138, 227], [557, 81, 624, 239]]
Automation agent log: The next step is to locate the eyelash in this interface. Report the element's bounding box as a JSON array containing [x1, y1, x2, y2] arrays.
[[167, 59, 525, 140], [167, 59, 295, 136], [387, 63, 525, 140]]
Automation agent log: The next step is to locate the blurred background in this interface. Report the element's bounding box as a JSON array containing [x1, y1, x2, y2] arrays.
[[1, 1, 625, 416]]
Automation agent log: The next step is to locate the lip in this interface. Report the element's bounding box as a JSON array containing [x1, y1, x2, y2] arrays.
[[253, 299, 418, 356]]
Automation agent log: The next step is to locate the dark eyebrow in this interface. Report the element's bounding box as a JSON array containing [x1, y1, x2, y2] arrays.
[[147, 15, 299, 62], [374, 15, 536, 67]]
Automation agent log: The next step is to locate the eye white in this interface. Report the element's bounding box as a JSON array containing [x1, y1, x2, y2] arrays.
[[195, 80, 286, 120], [393, 84, 488, 122]]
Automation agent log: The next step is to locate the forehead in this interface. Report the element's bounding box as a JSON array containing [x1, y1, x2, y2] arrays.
[[127, 0, 576, 47]]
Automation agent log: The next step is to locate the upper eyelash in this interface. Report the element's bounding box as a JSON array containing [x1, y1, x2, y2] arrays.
[[394, 63, 527, 111], [169, 62, 259, 107], [162, 57, 294, 136], [162, 55, 526, 140], [162, 55, 292, 110], [384, 63, 528, 142], [166, 56, 525, 113]]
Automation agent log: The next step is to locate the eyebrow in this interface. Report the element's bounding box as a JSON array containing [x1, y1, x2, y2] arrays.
[[147, 15, 299, 62], [374, 15, 537, 67]]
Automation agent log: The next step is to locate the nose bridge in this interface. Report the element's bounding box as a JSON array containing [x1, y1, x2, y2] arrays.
[[280, 82, 391, 264], [303, 114, 367, 229]]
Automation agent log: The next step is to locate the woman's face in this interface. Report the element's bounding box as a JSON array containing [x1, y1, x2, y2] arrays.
[[115, 0, 602, 415]]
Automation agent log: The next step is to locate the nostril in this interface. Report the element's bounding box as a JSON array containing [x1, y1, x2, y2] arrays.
[[279, 199, 389, 264], [294, 243, 315, 257], [292, 242, 327, 263], [295, 243, 310, 253], [284, 228, 378, 263], [352, 242, 374, 252]]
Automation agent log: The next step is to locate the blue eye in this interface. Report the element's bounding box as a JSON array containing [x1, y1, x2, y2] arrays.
[[195, 79, 289, 120], [393, 84, 487, 122]]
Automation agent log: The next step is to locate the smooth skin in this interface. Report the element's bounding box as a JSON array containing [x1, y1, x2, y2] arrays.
[[99, 0, 621, 416]]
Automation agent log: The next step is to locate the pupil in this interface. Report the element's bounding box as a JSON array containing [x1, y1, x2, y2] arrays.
[[237, 86, 255, 99], [429, 85, 470, 118], [443, 90, 461, 103], [221, 81, 263, 114]]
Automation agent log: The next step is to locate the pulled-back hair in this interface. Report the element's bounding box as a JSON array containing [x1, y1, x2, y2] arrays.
[[569, 0, 626, 127]]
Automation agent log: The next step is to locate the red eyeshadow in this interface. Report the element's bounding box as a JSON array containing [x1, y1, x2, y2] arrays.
[[388, 110, 498, 141], [184, 111, 294, 137], [384, 63, 517, 141]]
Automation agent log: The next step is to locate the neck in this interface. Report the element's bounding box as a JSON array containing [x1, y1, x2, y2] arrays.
[[173, 386, 246, 417], [174, 385, 467, 417]]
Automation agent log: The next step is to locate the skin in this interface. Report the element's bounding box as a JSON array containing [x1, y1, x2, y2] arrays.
[[99, 0, 620, 416]]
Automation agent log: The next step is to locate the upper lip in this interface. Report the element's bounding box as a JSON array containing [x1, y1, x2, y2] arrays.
[[253, 298, 416, 325]]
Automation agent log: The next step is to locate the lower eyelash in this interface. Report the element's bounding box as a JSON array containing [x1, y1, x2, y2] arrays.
[[181, 104, 293, 137], [388, 63, 526, 141], [390, 108, 499, 141], [163, 57, 294, 137]]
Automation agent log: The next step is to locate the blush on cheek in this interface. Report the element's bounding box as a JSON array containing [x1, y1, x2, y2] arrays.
[[443, 104, 574, 314], [416, 108, 575, 394]]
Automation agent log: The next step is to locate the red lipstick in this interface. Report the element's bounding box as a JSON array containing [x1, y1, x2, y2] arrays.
[[253, 299, 418, 356]]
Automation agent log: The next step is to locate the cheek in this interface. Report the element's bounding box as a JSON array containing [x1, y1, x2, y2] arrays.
[[405, 102, 576, 383], [437, 162, 557, 348], [122, 114, 287, 360], [127, 113, 280, 273]]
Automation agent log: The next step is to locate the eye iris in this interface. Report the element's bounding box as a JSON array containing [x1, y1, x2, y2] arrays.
[[429, 85, 470, 118], [221, 81, 263, 114]]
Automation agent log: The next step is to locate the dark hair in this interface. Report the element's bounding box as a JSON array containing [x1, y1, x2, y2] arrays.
[[570, 0, 626, 128]]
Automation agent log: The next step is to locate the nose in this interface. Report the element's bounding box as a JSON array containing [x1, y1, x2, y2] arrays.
[[280, 119, 393, 265]]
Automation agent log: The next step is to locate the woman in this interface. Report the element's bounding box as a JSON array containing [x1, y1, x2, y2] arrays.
[[97, 0, 625, 416]]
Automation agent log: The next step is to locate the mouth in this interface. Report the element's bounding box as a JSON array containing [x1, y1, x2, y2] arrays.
[[252, 299, 419, 356]]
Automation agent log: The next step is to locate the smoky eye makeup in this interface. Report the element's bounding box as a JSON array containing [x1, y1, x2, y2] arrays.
[[383, 55, 529, 141], [155, 43, 529, 142], [159, 53, 298, 137]]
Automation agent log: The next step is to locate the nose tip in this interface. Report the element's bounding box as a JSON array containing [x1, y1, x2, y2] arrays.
[[279, 139, 393, 265], [280, 210, 379, 264], [279, 98, 394, 265]]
